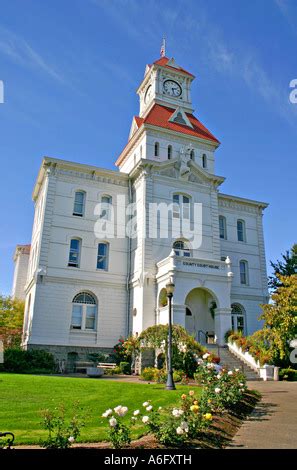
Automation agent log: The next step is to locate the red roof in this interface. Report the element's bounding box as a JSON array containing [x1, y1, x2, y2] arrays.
[[143, 104, 219, 143], [116, 105, 219, 166], [151, 57, 194, 78]]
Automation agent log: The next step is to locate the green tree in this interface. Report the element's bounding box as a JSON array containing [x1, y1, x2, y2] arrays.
[[260, 275, 297, 363], [268, 244, 297, 291], [0, 295, 24, 348]]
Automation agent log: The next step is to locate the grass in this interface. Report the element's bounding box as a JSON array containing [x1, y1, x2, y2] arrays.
[[0, 373, 198, 445]]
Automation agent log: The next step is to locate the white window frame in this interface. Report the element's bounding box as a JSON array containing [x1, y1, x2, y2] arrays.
[[97, 242, 109, 271], [172, 193, 190, 219], [100, 195, 112, 220], [173, 240, 191, 257], [239, 260, 249, 285], [71, 292, 97, 331], [68, 238, 81, 268], [237, 219, 246, 242], [73, 191, 85, 217], [219, 215, 227, 240]]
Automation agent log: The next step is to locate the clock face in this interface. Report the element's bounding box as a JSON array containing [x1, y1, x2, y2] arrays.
[[144, 85, 152, 104], [163, 80, 182, 97]]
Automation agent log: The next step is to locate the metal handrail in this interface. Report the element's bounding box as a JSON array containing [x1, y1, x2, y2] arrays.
[[0, 432, 15, 449]]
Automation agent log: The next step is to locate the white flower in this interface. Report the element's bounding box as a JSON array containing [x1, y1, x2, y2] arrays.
[[102, 408, 113, 418], [68, 436, 75, 443], [146, 405, 153, 412], [207, 363, 215, 369], [143, 401, 149, 407], [217, 374, 221, 379], [228, 371, 233, 376], [176, 427, 184, 435], [131, 416, 137, 421], [180, 421, 189, 433], [114, 405, 128, 417], [203, 353, 210, 359], [172, 408, 184, 418], [133, 410, 140, 416], [109, 417, 117, 427], [214, 387, 221, 394], [142, 416, 149, 424], [235, 368, 240, 372], [158, 406, 162, 410], [239, 382, 244, 387]]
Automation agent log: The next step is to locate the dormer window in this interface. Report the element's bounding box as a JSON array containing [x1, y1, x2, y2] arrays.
[[202, 154, 207, 168], [168, 145, 172, 160], [173, 112, 186, 125], [154, 142, 159, 157]]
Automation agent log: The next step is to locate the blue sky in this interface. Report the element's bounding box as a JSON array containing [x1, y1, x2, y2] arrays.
[[0, 0, 296, 295]]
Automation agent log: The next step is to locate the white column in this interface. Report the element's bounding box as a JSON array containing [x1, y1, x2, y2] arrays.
[[172, 304, 186, 328], [214, 308, 232, 345]]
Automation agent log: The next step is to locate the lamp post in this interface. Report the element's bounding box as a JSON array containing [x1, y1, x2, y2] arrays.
[[165, 278, 176, 390]]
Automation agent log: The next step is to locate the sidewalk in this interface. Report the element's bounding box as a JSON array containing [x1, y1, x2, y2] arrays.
[[229, 381, 297, 449]]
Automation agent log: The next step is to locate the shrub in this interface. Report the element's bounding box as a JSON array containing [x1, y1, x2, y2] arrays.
[[279, 368, 297, 381], [140, 367, 156, 381], [3, 348, 55, 373], [40, 404, 84, 449], [172, 370, 183, 383], [101, 406, 131, 449], [120, 361, 131, 375]]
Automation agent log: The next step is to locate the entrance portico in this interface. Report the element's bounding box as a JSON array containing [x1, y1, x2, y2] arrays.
[[156, 250, 233, 345]]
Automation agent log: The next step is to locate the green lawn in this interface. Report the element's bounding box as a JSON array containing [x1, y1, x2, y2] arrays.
[[0, 374, 199, 445]]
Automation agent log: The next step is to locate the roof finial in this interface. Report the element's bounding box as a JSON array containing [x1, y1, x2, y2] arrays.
[[160, 37, 166, 57]]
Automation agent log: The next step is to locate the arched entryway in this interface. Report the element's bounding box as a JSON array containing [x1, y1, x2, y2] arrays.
[[185, 288, 218, 344]]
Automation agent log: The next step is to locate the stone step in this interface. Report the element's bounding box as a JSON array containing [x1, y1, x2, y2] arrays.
[[206, 345, 261, 381]]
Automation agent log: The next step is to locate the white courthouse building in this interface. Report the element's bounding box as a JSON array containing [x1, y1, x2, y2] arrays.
[[15, 54, 269, 360]]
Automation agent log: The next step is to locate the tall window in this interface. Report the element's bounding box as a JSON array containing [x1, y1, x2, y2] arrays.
[[68, 239, 81, 268], [190, 149, 195, 161], [219, 215, 227, 239], [71, 292, 97, 330], [154, 142, 159, 157], [173, 194, 190, 219], [231, 303, 245, 334], [237, 219, 246, 242], [73, 191, 85, 217], [97, 243, 109, 270], [168, 145, 172, 160], [100, 195, 112, 220], [173, 240, 191, 257], [202, 153, 207, 168], [239, 260, 248, 285]]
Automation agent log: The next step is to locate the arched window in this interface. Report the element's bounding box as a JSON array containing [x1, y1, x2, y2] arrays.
[[173, 240, 191, 257], [154, 142, 159, 157], [231, 303, 245, 334], [168, 145, 172, 160], [159, 288, 168, 307], [237, 219, 246, 242], [172, 193, 190, 219], [190, 149, 195, 161], [97, 242, 109, 270], [71, 292, 97, 330], [239, 260, 248, 285], [73, 191, 85, 217], [202, 153, 207, 169], [219, 215, 227, 240], [68, 238, 81, 268], [186, 308, 192, 316], [100, 195, 112, 220]]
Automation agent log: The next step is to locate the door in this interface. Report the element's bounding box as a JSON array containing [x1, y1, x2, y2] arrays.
[[231, 314, 245, 334]]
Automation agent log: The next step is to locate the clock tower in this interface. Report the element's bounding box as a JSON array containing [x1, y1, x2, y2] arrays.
[[138, 56, 195, 117]]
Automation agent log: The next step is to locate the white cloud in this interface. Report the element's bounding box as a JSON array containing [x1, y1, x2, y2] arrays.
[[0, 26, 64, 82]]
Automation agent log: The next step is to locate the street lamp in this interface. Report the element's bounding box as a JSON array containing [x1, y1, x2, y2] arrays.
[[165, 278, 176, 390]]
